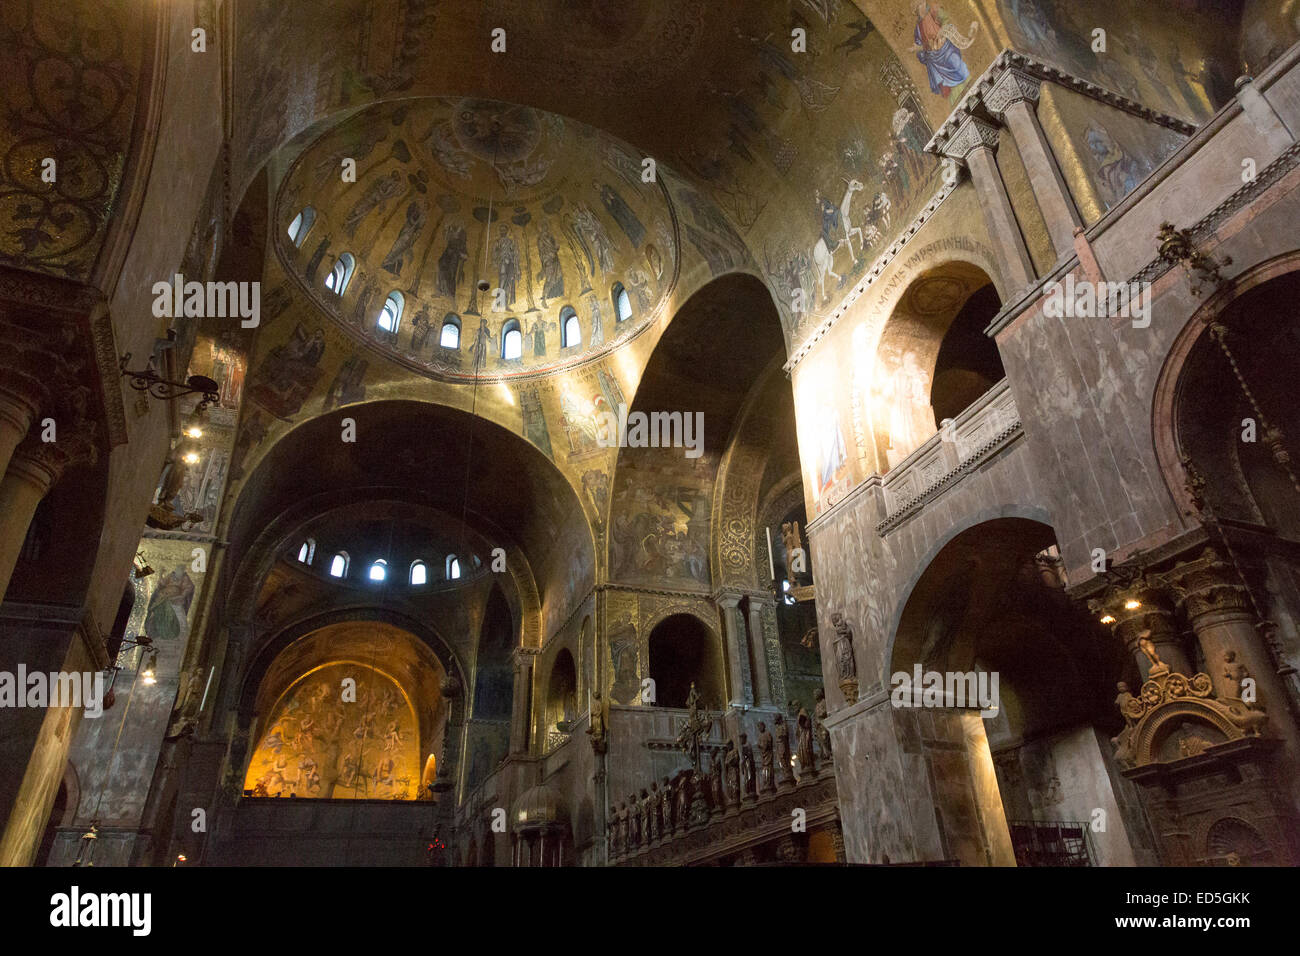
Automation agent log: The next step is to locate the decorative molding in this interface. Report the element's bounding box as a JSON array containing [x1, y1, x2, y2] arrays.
[[983, 68, 1041, 117], [876, 420, 1023, 536]]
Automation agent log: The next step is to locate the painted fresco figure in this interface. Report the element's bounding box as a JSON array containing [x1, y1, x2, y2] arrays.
[[536, 220, 565, 304], [143, 566, 195, 642], [436, 223, 469, 298], [491, 224, 521, 307], [912, 2, 978, 100]]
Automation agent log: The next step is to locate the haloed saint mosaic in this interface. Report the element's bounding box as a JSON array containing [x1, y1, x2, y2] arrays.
[[274, 97, 681, 382]]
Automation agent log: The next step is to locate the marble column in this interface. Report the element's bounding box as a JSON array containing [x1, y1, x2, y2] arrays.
[[939, 115, 1036, 296], [746, 595, 773, 708], [984, 69, 1084, 258], [0, 433, 96, 603], [509, 648, 536, 754], [0, 379, 42, 485], [716, 593, 752, 708], [1091, 580, 1193, 679], [1165, 548, 1300, 750]]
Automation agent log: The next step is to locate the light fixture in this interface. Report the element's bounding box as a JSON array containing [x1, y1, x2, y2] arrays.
[[1099, 614, 1116, 625], [120, 353, 219, 410], [1124, 599, 1141, 610], [141, 649, 159, 686], [133, 552, 154, 579], [173, 854, 187, 867], [182, 450, 200, 465]]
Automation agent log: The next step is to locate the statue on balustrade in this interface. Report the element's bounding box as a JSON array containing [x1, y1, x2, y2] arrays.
[[627, 793, 641, 848], [648, 782, 662, 841], [709, 749, 725, 812], [640, 788, 655, 843], [740, 732, 757, 799], [723, 739, 741, 804], [814, 687, 833, 762], [660, 775, 675, 833], [757, 721, 775, 792], [616, 802, 629, 853], [608, 805, 620, 855], [797, 706, 817, 776], [773, 713, 795, 786]]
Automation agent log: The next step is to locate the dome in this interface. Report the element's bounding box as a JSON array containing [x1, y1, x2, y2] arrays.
[[512, 782, 567, 830], [275, 97, 680, 383]]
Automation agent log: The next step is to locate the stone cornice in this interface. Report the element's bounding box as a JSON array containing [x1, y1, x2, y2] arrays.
[[927, 49, 1195, 156], [876, 418, 1023, 536]]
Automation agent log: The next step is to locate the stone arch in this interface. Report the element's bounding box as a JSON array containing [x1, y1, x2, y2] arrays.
[[1151, 251, 1300, 525], [645, 611, 725, 709], [870, 260, 1003, 472]]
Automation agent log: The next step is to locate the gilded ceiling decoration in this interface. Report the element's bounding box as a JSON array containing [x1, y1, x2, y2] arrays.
[[0, 0, 144, 279], [275, 98, 680, 382]]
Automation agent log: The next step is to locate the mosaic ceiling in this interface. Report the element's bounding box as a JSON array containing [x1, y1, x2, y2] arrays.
[[275, 98, 680, 382]]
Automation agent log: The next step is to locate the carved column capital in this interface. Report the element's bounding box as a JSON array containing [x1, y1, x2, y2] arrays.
[[1159, 547, 1253, 620], [984, 68, 1042, 118], [1089, 577, 1190, 676], [938, 114, 1002, 164], [9, 426, 100, 489]]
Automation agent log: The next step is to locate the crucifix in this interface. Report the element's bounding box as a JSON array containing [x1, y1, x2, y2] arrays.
[[676, 682, 712, 774]]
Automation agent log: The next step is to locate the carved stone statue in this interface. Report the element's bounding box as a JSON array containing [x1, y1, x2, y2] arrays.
[[723, 739, 741, 805], [1222, 650, 1259, 707], [709, 750, 725, 813], [831, 612, 859, 703], [814, 687, 833, 762], [616, 802, 629, 853], [627, 793, 641, 848], [608, 805, 619, 855], [641, 787, 657, 843], [675, 772, 690, 830], [796, 707, 817, 776], [1138, 630, 1165, 671], [1111, 681, 1138, 768], [660, 776, 675, 834], [756, 721, 775, 792], [587, 689, 608, 754], [781, 521, 804, 579], [740, 732, 757, 799], [773, 713, 795, 787]]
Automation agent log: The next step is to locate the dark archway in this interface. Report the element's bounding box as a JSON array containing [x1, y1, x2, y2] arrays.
[[647, 614, 723, 709], [930, 282, 1004, 425], [544, 649, 577, 750], [890, 517, 1133, 867]]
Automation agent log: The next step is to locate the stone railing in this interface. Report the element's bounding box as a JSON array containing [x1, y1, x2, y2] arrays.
[[877, 379, 1021, 534], [607, 741, 839, 866]]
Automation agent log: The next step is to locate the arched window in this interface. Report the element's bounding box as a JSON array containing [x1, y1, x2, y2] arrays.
[[440, 314, 461, 349], [613, 284, 632, 322], [446, 555, 462, 580], [329, 552, 349, 578], [501, 320, 522, 361], [287, 207, 316, 248], [369, 559, 387, 582], [324, 253, 356, 295], [410, 560, 427, 586], [560, 306, 581, 348], [378, 291, 403, 334], [297, 539, 316, 564]]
